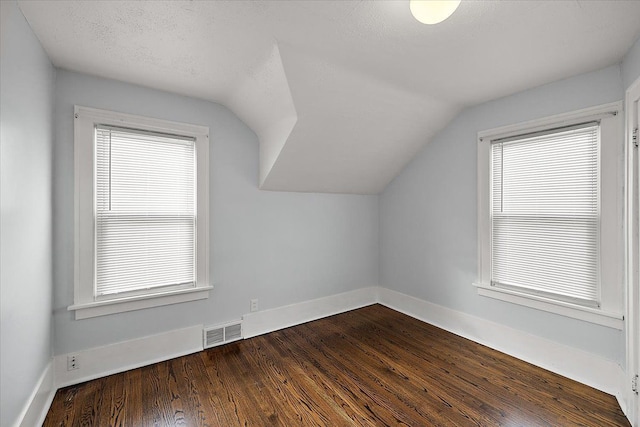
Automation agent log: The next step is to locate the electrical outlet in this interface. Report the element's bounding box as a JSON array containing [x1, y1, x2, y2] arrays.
[[250, 299, 258, 312], [67, 354, 79, 371]]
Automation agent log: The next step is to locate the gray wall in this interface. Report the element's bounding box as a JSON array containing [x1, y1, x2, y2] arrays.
[[52, 70, 379, 354], [0, 2, 55, 426], [623, 36, 640, 90], [3, 7, 639, 423], [380, 64, 626, 364]]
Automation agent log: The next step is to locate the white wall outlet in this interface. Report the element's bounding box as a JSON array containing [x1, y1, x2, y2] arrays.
[[67, 354, 79, 371], [250, 299, 258, 312]]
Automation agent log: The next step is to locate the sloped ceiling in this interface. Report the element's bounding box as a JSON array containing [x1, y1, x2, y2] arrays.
[[18, 0, 640, 194]]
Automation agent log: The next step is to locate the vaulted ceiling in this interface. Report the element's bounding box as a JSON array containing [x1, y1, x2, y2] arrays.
[[18, 0, 640, 194]]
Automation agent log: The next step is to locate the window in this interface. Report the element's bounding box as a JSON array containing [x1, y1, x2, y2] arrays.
[[71, 106, 211, 319], [491, 123, 599, 306], [476, 102, 624, 329]]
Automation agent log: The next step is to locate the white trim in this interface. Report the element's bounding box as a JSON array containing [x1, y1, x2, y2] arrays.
[[477, 101, 622, 141], [474, 282, 623, 329], [625, 75, 640, 426], [53, 325, 203, 388], [39, 286, 630, 423], [74, 106, 209, 136], [377, 287, 625, 399], [242, 287, 377, 338], [477, 101, 625, 322], [53, 289, 378, 391], [69, 286, 213, 320], [72, 106, 210, 319], [13, 361, 55, 427], [618, 366, 630, 418]]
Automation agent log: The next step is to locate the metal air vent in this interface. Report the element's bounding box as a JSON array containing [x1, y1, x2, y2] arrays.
[[203, 321, 243, 349]]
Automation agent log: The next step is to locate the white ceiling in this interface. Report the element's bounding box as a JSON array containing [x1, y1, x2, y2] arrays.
[[18, 0, 640, 194]]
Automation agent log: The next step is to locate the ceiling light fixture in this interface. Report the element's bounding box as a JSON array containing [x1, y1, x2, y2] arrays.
[[409, 0, 461, 25]]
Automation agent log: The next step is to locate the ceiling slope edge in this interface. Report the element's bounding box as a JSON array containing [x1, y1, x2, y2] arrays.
[[258, 43, 462, 195], [226, 42, 298, 187]]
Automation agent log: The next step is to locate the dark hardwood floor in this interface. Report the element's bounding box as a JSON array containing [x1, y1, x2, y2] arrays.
[[44, 304, 630, 426]]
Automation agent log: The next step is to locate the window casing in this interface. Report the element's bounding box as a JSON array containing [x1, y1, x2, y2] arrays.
[[71, 106, 211, 319], [476, 102, 624, 329]]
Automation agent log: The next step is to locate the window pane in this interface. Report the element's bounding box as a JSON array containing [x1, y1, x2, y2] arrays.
[[95, 126, 196, 298], [491, 124, 599, 306]]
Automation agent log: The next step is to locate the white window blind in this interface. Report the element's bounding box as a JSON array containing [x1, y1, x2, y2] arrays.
[[491, 122, 600, 307], [95, 126, 196, 298]]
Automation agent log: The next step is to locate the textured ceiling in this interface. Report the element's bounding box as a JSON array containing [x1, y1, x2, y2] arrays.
[[18, 0, 640, 194]]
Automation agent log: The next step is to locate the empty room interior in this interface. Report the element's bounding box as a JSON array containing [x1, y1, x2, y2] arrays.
[[3, 0, 640, 425]]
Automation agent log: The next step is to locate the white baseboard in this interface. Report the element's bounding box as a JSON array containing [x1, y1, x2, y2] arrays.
[[53, 324, 203, 388], [377, 287, 625, 397], [13, 361, 56, 427], [242, 287, 377, 338], [618, 372, 630, 419], [41, 286, 629, 424], [52, 288, 377, 391]]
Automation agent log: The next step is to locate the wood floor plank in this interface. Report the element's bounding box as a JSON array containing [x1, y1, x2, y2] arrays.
[[160, 358, 198, 426], [141, 362, 182, 426], [314, 318, 508, 426], [284, 324, 463, 427], [353, 306, 629, 426], [281, 325, 428, 426], [267, 330, 380, 425], [106, 372, 127, 426], [172, 352, 230, 426], [42, 385, 76, 427], [123, 368, 143, 427], [336, 309, 564, 426], [203, 343, 277, 426], [195, 350, 243, 426], [280, 327, 431, 426], [243, 337, 338, 426], [43, 304, 630, 426]]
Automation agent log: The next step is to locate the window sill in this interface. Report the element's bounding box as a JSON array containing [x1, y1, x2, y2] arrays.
[[472, 282, 623, 330], [69, 285, 213, 320]]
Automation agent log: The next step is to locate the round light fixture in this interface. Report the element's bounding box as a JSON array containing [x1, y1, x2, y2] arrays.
[[409, 0, 461, 25]]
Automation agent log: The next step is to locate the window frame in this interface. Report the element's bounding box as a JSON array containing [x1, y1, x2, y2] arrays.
[[475, 102, 624, 329], [70, 106, 211, 319]]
